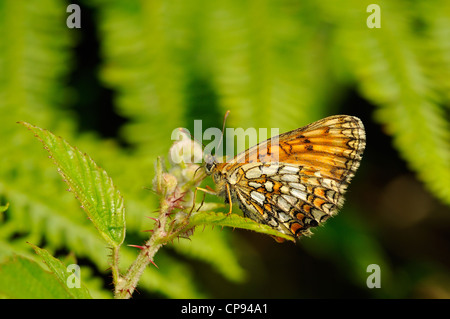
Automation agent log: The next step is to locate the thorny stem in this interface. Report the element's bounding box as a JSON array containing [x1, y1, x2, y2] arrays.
[[114, 201, 169, 298], [114, 193, 194, 299], [114, 156, 197, 299]]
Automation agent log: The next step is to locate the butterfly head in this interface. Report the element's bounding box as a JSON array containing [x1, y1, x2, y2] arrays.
[[204, 153, 217, 175], [203, 152, 227, 193]]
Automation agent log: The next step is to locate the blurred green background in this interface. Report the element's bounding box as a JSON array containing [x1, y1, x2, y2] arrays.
[[1, 0, 450, 298]]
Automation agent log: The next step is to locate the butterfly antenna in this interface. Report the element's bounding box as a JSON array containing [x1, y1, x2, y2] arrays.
[[216, 110, 230, 157], [193, 165, 204, 181]]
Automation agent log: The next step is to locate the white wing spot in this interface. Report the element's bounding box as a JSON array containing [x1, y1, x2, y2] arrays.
[[277, 196, 290, 212], [245, 167, 262, 179], [278, 212, 291, 222], [281, 194, 297, 205], [249, 182, 262, 188], [289, 182, 306, 191], [279, 166, 300, 174], [311, 208, 328, 221], [264, 181, 274, 192], [261, 165, 279, 176], [280, 185, 290, 194], [290, 188, 308, 202], [250, 191, 265, 205], [281, 174, 299, 182], [322, 203, 334, 214], [321, 178, 337, 189]]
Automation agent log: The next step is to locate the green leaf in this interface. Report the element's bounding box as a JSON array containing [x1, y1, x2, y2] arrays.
[[188, 211, 294, 243], [29, 243, 92, 299], [19, 122, 126, 247], [0, 256, 74, 299]]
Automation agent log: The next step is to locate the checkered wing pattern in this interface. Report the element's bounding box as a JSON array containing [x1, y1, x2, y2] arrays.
[[210, 115, 366, 242]]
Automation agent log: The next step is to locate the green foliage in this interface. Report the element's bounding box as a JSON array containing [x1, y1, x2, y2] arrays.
[[189, 211, 293, 242], [94, 0, 187, 157], [0, 0, 449, 298], [170, 228, 247, 283], [0, 255, 79, 299], [14, 123, 291, 298], [0, 203, 8, 214], [30, 244, 92, 299], [323, 0, 450, 206], [20, 122, 126, 247]]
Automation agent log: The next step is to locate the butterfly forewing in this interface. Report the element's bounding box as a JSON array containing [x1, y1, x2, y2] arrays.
[[209, 115, 366, 241]]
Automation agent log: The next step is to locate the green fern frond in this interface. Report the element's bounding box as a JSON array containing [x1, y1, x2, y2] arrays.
[[92, 0, 187, 157], [3, 187, 112, 268], [325, 0, 450, 206], [200, 0, 333, 135], [90, 0, 249, 288], [170, 227, 247, 283], [2, 0, 449, 299], [415, 0, 450, 104], [0, 0, 73, 125]]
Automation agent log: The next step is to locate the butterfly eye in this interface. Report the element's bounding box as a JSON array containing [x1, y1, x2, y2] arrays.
[[204, 161, 215, 175], [204, 154, 216, 175]]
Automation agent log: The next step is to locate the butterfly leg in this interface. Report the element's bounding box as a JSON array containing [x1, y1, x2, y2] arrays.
[[188, 186, 217, 217], [195, 191, 206, 212], [225, 183, 233, 216]]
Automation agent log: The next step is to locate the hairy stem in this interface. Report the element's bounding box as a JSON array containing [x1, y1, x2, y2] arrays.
[[114, 180, 178, 299], [114, 238, 162, 299], [110, 245, 121, 293], [113, 156, 201, 298]]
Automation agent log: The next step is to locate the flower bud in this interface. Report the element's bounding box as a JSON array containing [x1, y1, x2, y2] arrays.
[[169, 129, 203, 167], [161, 173, 178, 195]]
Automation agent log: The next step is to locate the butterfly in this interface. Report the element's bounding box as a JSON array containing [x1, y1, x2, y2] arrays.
[[201, 114, 366, 243]]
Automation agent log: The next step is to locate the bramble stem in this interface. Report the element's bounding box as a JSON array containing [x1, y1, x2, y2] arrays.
[[114, 196, 170, 299], [114, 156, 195, 299], [110, 245, 121, 289]]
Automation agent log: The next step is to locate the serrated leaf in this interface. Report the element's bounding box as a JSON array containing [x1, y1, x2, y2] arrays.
[[188, 211, 294, 242], [19, 122, 126, 247], [0, 256, 74, 299], [30, 243, 92, 299]]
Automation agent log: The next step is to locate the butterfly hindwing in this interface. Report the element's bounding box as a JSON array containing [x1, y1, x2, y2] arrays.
[[209, 115, 366, 240]]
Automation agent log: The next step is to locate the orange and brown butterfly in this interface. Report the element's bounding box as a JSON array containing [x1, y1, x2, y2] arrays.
[[199, 114, 366, 243]]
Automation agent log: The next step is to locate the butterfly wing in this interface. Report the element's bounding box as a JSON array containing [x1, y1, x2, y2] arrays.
[[221, 115, 366, 239], [231, 162, 342, 238], [229, 115, 365, 183]]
